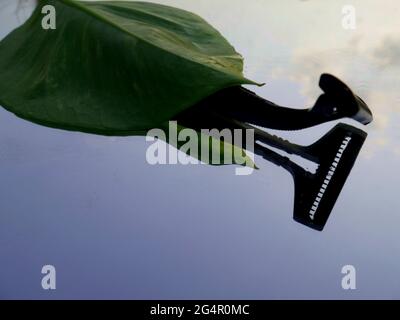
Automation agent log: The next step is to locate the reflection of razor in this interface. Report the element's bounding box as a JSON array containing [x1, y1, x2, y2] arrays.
[[251, 123, 367, 231], [205, 73, 373, 130], [177, 73, 372, 231]]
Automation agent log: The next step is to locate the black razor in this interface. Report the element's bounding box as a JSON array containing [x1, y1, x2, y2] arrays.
[[177, 73, 372, 231]]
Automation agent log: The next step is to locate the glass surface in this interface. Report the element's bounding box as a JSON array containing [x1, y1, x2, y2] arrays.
[[0, 0, 399, 299]]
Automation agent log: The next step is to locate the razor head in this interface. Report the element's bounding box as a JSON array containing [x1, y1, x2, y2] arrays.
[[292, 123, 367, 231], [316, 73, 373, 125]]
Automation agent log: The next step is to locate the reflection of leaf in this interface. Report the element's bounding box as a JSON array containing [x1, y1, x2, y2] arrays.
[[0, 0, 260, 136], [153, 122, 257, 168]]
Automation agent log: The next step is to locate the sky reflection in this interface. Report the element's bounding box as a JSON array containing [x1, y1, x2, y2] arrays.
[[0, 0, 399, 299]]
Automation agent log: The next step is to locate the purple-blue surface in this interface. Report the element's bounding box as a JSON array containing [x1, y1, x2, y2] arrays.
[[0, 0, 399, 299]]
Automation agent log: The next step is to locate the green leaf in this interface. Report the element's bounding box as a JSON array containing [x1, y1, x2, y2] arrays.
[[0, 0, 260, 135], [0, 0, 260, 167], [153, 121, 257, 169]]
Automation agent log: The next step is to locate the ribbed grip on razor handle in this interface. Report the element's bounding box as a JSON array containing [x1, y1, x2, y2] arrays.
[[215, 115, 307, 157]]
